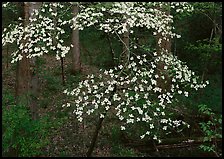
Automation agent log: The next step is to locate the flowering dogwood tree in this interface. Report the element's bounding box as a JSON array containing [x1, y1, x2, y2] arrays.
[[2, 2, 209, 156], [61, 2, 209, 155]]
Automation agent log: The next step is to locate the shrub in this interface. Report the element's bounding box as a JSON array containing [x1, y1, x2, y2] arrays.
[[2, 93, 50, 157], [198, 104, 222, 157]]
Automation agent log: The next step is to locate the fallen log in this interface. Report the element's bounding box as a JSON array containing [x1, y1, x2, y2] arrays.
[[122, 136, 222, 152]]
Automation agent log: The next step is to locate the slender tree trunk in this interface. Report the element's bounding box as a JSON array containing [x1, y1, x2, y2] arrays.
[[120, 17, 130, 65], [106, 33, 115, 67], [72, 4, 81, 74], [52, 3, 57, 46], [6, 44, 9, 69], [86, 113, 105, 157], [86, 85, 117, 157], [61, 57, 65, 86]]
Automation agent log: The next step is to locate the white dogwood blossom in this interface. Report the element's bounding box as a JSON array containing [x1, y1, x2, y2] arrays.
[[3, 2, 204, 142], [2, 2, 71, 62], [63, 49, 208, 142]]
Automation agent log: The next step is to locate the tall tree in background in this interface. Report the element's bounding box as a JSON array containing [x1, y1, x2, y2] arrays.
[[29, 2, 42, 120], [71, 3, 81, 74], [155, 4, 172, 92], [15, 2, 31, 106], [15, 2, 41, 120]]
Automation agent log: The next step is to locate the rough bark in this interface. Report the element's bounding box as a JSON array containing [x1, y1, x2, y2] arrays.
[[72, 4, 81, 74], [15, 2, 41, 120]]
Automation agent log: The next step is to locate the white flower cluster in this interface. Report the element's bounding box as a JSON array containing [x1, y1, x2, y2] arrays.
[[3, 2, 193, 63], [73, 2, 193, 38], [63, 50, 208, 141], [154, 52, 209, 93], [2, 2, 10, 8], [3, 2, 199, 141], [2, 2, 71, 63], [170, 2, 194, 13]]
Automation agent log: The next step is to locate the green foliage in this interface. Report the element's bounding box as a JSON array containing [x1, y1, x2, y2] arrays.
[[198, 104, 214, 116], [191, 2, 222, 17], [110, 126, 121, 144], [112, 145, 136, 157], [65, 73, 82, 88], [59, 151, 70, 157], [174, 2, 222, 77], [35, 57, 46, 71], [43, 74, 62, 92], [79, 27, 122, 68], [2, 89, 15, 106], [175, 74, 222, 114], [198, 104, 222, 156], [198, 76, 222, 112], [2, 2, 222, 157], [185, 37, 221, 74], [110, 126, 136, 157], [2, 2, 20, 27], [2, 92, 50, 157]]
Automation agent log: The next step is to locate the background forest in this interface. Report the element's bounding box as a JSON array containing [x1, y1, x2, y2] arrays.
[[2, 2, 222, 157]]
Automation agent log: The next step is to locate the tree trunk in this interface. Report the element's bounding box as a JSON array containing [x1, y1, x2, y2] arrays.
[[6, 44, 9, 69], [61, 57, 65, 85], [52, 3, 57, 46], [86, 84, 117, 157], [15, 2, 41, 120], [71, 4, 81, 74], [29, 2, 42, 120], [155, 4, 172, 92], [86, 113, 105, 157], [105, 33, 115, 67], [120, 17, 130, 65], [15, 2, 31, 106]]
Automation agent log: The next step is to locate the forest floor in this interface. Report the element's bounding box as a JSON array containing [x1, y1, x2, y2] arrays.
[[2, 50, 221, 157], [3, 53, 132, 157]]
